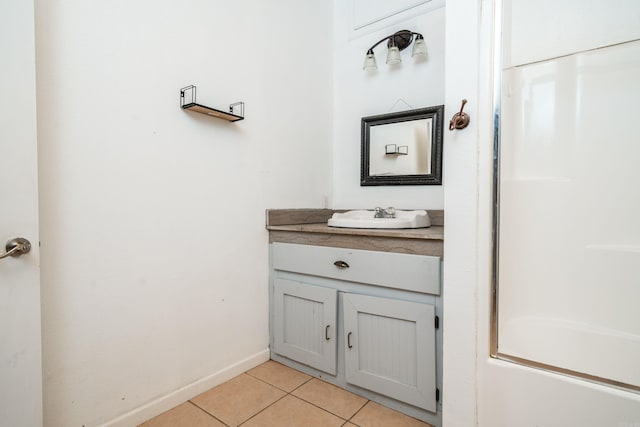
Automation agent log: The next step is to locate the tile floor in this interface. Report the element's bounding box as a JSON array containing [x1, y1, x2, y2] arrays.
[[139, 360, 434, 427]]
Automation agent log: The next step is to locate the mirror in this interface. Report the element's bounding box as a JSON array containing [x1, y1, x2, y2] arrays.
[[361, 106, 444, 186]]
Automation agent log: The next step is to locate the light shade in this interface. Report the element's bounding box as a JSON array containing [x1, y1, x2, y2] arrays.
[[386, 46, 401, 65], [363, 51, 377, 70], [411, 36, 427, 58]]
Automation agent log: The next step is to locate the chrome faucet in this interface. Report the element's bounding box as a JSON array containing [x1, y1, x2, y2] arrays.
[[374, 207, 396, 218]]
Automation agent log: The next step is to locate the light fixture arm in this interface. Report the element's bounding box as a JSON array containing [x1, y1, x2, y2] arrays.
[[365, 30, 424, 54]]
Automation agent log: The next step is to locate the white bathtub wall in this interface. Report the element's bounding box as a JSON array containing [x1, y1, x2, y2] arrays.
[[331, 0, 445, 209], [444, 0, 640, 426], [498, 40, 640, 387], [502, 0, 640, 69], [35, 1, 333, 426], [475, 1, 640, 426]]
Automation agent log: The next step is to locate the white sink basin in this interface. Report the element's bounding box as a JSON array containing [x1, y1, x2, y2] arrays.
[[327, 210, 430, 229]]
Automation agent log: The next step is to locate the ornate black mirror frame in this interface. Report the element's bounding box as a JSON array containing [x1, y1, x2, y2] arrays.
[[361, 105, 444, 186]]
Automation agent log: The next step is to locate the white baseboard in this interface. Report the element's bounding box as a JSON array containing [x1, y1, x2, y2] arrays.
[[101, 348, 270, 427]]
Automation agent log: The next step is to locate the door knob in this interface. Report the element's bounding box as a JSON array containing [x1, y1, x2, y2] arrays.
[[0, 238, 32, 260]]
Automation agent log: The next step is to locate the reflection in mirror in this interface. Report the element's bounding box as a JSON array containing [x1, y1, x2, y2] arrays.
[[370, 118, 432, 176], [361, 106, 443, 186]]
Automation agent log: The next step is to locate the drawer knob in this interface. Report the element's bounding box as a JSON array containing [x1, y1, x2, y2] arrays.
[[333, 260, 350, 269]]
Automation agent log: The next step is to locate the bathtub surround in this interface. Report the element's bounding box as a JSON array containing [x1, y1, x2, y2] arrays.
[[443, 0, 640, 425]]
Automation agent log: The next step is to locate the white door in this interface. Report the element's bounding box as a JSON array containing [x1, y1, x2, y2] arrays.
[[0, 0, 43, 425]]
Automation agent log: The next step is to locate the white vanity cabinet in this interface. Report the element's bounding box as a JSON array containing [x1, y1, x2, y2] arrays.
[[270, 241, 442, 420]]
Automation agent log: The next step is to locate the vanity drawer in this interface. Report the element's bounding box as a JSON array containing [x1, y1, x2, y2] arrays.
[[271, 242, 440, 295]]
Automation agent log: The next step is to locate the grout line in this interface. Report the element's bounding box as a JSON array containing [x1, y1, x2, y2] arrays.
[[182, 364, 376, 426], [144, 358, 428, 427], [347, 400, 370, 424], [288, 375, 314, 393], [287, 378, 367, 422], [243, 371, 287, 392], [352, 397, 369, 416], [236, 375, 349, 425], [249, 371, 365, 422], [286, 394, 348, 422], [244, 370, 312, 394], [187, 400, 231, 427], [237, 393, 290, 426]]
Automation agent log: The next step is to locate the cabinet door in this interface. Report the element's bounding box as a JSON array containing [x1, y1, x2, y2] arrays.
[[273, 279, 338, 375], [343, 293, 437, 412]]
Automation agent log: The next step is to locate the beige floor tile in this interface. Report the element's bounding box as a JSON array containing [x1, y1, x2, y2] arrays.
[[350, 401, 433, 427], [292, 378, 367, 419], [246, 360, 312, 392], [138, 402, 224, 427], [191, 374, 286, 426], [241, 395, 344, 427], [344, 424, 358, 427]]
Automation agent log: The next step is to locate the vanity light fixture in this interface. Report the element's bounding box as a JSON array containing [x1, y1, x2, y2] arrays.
[[363, 30, 427, 71]]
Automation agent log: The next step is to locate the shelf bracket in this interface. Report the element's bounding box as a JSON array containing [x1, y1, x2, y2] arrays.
[[180, 85, 244, 122]]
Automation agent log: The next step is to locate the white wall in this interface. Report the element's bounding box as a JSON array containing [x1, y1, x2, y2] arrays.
[[440, 0, 481, 424], [332, 0, 445, 209], [34, 1, 333, 425]]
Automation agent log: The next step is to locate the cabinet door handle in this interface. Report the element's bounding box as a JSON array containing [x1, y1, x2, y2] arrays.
[[333, 260, 350, 269], [325, 325, 330, 341], [347, 332, 353, 349]]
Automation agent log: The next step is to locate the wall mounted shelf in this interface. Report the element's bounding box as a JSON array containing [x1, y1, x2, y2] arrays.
[[180, 85, 244, 122], [385, 144, 408, 155]]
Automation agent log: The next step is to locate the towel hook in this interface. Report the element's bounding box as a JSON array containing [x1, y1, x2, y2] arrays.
[[449, 99, 470, 131]]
